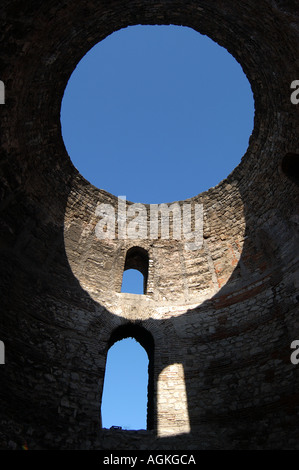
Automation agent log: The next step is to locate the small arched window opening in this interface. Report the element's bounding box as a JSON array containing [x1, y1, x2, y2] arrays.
[[121, 247, 149, 294], [121, 269, 144, 294], [281, 153, 299, 186], [101, 324, 155, 431]]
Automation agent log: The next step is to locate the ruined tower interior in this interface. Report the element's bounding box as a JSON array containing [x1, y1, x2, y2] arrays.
[[0, 0, 298, 450]]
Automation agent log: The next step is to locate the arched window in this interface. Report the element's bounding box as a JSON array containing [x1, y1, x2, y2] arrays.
[[101, 324, 155, 430], [121, 247, 149, 294], [121, 269, 145, 294]]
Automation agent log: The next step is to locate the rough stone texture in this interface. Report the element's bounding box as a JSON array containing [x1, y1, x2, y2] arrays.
[[0, 0, 298, 450]]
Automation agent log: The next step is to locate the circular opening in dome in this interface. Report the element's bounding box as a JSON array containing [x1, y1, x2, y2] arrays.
[[61, 25, 254, 204]]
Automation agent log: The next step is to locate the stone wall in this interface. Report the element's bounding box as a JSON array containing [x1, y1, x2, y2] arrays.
[[0, 0, 298, 450]]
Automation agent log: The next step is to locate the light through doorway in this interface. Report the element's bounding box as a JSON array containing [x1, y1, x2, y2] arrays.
[[101, 337, 149, 430]]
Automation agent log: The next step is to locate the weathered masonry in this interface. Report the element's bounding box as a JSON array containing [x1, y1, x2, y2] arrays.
[[0, 0, 298, 450]]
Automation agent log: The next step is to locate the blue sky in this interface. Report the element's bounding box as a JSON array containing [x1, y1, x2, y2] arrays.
[[101, 337, 149, 430], [61, 24, 254, 204], [61, 24, 254, 430]]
